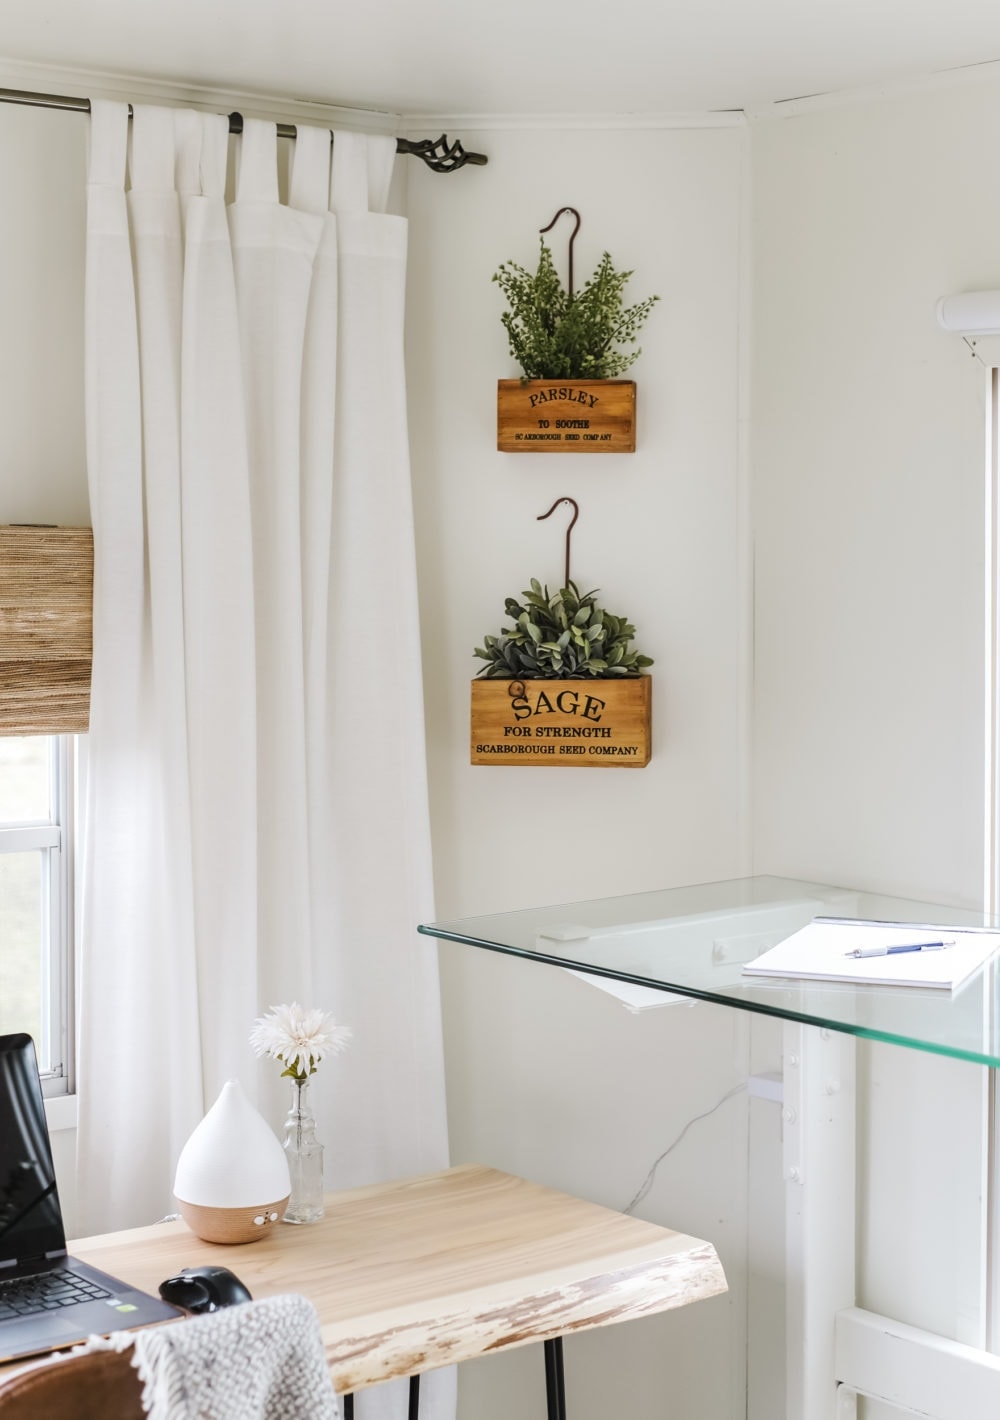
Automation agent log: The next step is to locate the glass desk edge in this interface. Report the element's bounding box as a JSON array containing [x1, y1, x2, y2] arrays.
[[418, 875, 1000, 1069]]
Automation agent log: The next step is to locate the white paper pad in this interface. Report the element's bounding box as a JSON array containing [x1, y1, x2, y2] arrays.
[[742, 917, 1000, 990]]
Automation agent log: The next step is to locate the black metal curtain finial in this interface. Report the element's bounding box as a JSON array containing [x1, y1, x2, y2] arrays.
[[395, 134, 488, 173], [537, 497, 580, 589], [539, 206, 581, 298]]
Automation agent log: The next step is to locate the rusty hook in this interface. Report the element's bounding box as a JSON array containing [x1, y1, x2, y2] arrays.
[[539, 206, 581, 299], [537, 496, 579, 589]]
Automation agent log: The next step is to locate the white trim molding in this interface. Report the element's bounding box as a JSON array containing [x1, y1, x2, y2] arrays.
[[44, 1093, 78, 1133], [394, 110, 747, 134], [0, 54, 399, 132]]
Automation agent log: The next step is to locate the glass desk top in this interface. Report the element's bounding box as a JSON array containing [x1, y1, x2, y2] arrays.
[[419, 875, 1000, 1068]]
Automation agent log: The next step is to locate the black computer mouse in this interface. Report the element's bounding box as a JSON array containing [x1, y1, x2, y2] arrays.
[[158, 1265, 253, 1313]]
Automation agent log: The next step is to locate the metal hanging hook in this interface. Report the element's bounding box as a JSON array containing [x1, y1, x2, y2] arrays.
[[539, 207, 581, 299], [537, 496, 579, 589]]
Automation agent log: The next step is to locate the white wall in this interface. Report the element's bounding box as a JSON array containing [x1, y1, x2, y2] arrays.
[[751, 76, 1000, 1413], [751, 83, 991, 908], [406, 123, 750, 916], [0, 103, 89, 526], [405, 122, 753, 1419]]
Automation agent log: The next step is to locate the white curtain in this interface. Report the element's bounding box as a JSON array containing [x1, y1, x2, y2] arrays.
[[80, 100, 452, 1420]]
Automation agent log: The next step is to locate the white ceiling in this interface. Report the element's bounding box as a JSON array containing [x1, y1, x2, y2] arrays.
[[4, 0, 1000, 118]]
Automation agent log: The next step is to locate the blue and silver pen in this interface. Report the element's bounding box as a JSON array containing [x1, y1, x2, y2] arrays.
[[846, 940, 955, 959]]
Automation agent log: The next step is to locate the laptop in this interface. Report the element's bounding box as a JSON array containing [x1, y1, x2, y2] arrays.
[[0, 1031, 182, 1363]]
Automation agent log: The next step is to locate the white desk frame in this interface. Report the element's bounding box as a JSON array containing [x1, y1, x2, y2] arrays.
[[786, 1021, 1000, 1419]]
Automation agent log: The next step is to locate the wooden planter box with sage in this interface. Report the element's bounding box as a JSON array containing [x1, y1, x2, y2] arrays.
[[472, 580, 654, 766], [471, 677, 651, 766]]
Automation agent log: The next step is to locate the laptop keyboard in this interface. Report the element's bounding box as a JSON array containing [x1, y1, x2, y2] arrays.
[[0, 1267, 111, 1319]]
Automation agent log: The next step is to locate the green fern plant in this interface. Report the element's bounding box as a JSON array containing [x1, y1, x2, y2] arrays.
[[474, 580, 653, 680], [492, 240, 659, 380]]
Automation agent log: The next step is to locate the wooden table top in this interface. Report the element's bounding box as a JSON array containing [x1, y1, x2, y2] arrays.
[[69, 1163, 728, 1393]]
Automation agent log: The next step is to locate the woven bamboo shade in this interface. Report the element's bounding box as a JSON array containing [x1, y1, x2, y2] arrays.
[[0, 526, 94, 735]]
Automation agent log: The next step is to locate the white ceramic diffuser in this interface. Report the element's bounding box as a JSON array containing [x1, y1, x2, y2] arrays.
[[174, 1079, 290, 1244]]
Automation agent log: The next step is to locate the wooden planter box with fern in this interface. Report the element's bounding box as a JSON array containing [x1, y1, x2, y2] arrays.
[[497, 379, 636, 453], [471, 580, 652, 767], [493, 237, 656, 455]]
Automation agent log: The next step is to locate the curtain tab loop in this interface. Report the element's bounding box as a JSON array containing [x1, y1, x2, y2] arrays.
[[199, 114, 229, 200], [330, 130, 368, 214], [289, 125, 332, 215], [130, 106, 178, 192], [235, 118, 279, 204], [366, 135, 395, 215], [174, 109, 202, 198], [87, 99, 129, 188]]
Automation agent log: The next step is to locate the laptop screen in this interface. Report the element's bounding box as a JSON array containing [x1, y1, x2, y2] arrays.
[[0, 1034, 66, 1267]]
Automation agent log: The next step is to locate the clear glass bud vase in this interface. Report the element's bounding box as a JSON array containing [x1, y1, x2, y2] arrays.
[[282, 1077, 325, 1224]]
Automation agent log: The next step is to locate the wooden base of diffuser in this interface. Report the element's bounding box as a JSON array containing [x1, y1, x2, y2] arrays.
[[177, 1195, 290, 1244]]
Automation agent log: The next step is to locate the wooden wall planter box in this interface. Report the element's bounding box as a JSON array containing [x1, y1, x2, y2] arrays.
[[471, 676, 651, 766], [497, 380, 636, 453]]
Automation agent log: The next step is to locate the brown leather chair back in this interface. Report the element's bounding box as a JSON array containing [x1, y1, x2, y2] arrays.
[[0, 1348, 144, 1419]]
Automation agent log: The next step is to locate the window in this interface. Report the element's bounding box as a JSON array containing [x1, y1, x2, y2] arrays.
[[0, 735, 77, 1096]]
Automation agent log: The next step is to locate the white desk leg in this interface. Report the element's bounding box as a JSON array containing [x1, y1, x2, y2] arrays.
[[784, 1023, 857, 1420]]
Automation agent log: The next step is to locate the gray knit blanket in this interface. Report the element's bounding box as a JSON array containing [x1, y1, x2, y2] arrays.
[[77, 1292, 342, 1419]]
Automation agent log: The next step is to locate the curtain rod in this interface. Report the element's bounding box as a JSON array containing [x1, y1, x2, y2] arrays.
[[0, 84, 487, 173]]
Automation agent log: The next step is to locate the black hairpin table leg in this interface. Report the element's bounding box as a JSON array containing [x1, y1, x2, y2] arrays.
[[544, 1337, 567, 1420], [339, 1341, 566, 1417]]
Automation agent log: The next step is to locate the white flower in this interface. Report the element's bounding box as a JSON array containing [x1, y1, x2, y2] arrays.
[[249, 1002, 352, 1081]]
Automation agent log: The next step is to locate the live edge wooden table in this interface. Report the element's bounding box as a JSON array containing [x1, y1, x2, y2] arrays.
[[66, 1163, 727, 1418]]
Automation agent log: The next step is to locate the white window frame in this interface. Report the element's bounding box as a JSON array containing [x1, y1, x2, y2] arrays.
[[986, 366, 1000, 921], [0, 733, 78, 1099], [985, 364, 1000, 1352]]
